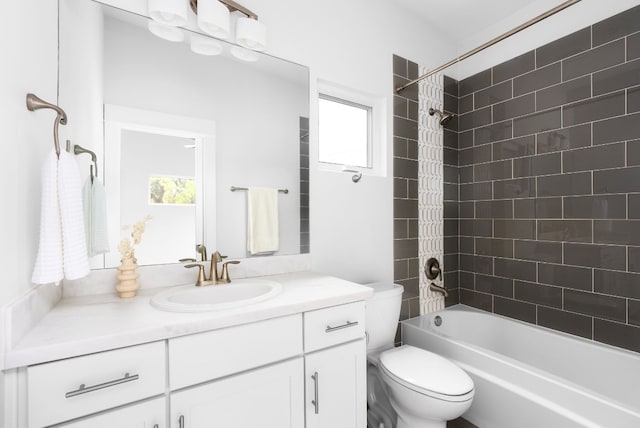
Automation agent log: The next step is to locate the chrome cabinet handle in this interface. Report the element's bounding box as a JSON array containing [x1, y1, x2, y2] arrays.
[[325, 320, 358, 333], [153, 425, 159, 428], [179, 415, 185, 428], [65, 372, 139, 398], [311, 372, 319, 414]]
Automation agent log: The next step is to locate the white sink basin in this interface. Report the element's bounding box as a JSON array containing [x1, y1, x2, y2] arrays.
[[151, 279, 283, 312]]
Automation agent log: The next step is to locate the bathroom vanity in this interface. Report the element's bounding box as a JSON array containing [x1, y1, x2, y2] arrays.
[[2, 272, 372, 428]]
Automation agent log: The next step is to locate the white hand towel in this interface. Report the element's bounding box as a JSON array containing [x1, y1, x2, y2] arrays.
[[83, 177, 110, 257], [32, 150, 90, 284], [247, 187, 279, 255], [32, 150, 64, 284]]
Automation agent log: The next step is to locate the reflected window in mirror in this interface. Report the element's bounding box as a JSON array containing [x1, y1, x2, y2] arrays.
[[119, 130, 199, 267], [149, 176, 196, 205]]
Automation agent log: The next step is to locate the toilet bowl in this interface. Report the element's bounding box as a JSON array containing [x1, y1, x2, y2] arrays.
[[365, 283, 474, 428], [379, 345, 474, 428]]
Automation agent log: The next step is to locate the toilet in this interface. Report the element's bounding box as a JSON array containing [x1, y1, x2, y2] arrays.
[[365, 283, 474, 428]]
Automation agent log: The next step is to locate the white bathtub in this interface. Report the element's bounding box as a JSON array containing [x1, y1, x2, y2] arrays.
[[402, 305, 640, 428]]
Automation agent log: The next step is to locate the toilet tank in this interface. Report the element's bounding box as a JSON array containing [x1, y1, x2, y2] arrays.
[[364, 283, 404, 353]]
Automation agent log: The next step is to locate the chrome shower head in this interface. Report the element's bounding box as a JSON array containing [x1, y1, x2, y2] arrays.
[[428, 108, 455, 126]]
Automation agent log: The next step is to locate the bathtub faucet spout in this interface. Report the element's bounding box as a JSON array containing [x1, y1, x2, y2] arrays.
[[429, 282, 448, 298]]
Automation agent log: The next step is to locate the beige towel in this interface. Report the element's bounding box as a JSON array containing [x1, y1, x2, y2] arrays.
[[32, 149, 90, 284], [247, 187, 279, 255]]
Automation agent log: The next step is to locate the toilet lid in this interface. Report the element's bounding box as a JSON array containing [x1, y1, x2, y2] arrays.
[[379, 345, 474, 400]]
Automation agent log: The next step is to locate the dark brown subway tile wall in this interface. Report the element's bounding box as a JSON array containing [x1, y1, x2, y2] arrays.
[[393, 55, 461, 343], [393, 55, 421, 342], [443, 75, 461, 307], [456, 5, 640, 354], [299, 116, 310, 253]]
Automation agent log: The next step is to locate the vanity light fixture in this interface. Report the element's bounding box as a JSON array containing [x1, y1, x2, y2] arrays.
[[190, 33, 223, 55], [235, 16, 266, 51], [147, 20, 186, 42], [148, 0, 267, 58], [230, 45, 259, 62], [194, 0, 230, 40], [190, 0, 266, 52], [148, 0, 188, 26]]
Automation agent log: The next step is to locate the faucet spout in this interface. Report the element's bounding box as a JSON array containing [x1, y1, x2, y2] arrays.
[[209, 251, 225, 283], [429, 282, 449, 298]]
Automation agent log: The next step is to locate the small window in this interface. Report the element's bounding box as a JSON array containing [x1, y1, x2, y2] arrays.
[[317, 80, 385, 177], [149, 175, 196, 205], [318, 95, 371, 168]]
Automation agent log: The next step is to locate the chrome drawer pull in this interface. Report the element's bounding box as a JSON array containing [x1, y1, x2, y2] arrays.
[[311, 372, 319, 414], [325, 320, 358, 333], [179, 415, 185, 428], [65, 372, 140, 398]]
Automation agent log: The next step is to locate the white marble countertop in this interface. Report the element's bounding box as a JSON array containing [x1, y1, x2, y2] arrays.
[[5, 272, 373, 369]]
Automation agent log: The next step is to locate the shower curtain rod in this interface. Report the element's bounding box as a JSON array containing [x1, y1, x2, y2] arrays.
[[395, 0, 582, 94]]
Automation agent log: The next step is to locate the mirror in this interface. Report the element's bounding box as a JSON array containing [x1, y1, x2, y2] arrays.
[[59, 0, 310, 268]]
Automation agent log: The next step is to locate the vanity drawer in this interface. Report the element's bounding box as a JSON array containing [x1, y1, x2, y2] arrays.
[[27, 341, 166, 428], [304, 301, 366, 352], [169, 314, 303, 390]]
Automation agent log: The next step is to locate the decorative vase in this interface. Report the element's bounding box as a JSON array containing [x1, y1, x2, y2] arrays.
[[116, 257, 140, 298]]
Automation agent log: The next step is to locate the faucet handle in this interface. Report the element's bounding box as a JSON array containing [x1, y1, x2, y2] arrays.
[[220, 261, 240, 283], [425, 258, 442, 280], [184, 263, 207, 286]]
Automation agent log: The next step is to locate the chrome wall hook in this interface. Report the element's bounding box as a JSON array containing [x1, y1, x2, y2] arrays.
[[342, 168, 362, 183], [26, 93, 68, 158]]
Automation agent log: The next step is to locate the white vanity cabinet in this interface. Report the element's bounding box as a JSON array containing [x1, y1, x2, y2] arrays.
[[303, 302, 367, 428], [167, 314, 304, 428], [170, 358, 304, 428], [26, 341, 166, 428], [57, 397, 165, 428], [13, 296, 369, 428]]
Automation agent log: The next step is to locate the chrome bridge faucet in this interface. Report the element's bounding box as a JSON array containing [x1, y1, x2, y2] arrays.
[[184, 251, 240, 286]]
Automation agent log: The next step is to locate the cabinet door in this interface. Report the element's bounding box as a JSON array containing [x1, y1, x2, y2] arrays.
[[305, 340, 366, 428], [59, 397, 165, 428], [171, 358, 304, 428]]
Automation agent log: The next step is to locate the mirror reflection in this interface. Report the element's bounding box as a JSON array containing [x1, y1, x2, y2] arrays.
[[122, 130, 196, 265], [59, 0, 310, 268]]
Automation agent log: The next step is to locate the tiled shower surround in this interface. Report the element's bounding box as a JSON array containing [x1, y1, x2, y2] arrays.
[[393, 55, 423, 335], [300, 116, 310, 254], [393, 56, 460, 342], [447, 5, 640, 353]]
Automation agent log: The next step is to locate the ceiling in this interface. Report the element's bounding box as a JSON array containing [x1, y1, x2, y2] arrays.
[[391, 0, 552, 43]]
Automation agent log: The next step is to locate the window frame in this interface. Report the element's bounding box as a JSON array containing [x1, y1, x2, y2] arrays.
[[317, 80, 386, 177], [318, 94, 373, 169]]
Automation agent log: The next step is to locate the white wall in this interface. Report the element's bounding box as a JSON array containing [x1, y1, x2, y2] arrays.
[[0, 0, 57, 301], [0, 0, 58, 407]]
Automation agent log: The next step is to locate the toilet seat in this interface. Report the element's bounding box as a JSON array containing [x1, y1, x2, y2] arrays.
[[379, 345, 474, 403]]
